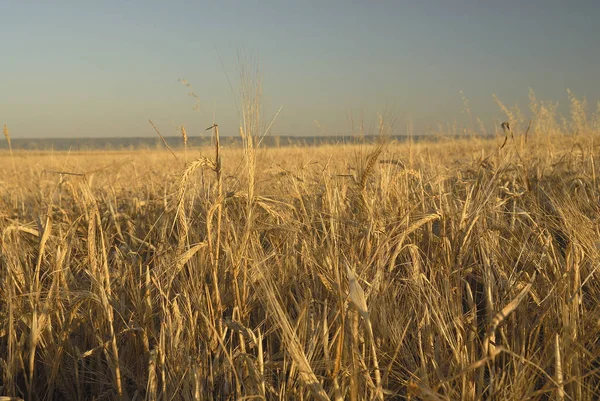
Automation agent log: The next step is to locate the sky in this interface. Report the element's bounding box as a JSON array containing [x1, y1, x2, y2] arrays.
[[1, 0, 599, 138]]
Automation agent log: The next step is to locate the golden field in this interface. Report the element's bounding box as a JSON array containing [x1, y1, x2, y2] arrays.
[[2, 103, 600, 399]]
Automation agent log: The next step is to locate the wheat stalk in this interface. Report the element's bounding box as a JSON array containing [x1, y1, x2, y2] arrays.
[[3, 124, 16, 174], [346, 263, 383, 401]]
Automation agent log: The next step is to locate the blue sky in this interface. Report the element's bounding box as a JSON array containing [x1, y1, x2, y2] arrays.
[[1, 1, 599, 137]]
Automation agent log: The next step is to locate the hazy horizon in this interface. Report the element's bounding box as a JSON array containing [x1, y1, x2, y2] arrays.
[[2, 1, 600, 138]]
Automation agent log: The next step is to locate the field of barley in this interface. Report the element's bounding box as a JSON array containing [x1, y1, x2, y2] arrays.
[[3, 100, 600, 400]]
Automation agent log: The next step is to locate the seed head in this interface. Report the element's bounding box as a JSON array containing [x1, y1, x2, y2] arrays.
[[346, 263, 369, 320], [3, 124, 10, 146], [180, 126, 188, 145]]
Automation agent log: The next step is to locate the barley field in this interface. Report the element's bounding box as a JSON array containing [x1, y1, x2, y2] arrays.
[[2, 108, 600, 400]]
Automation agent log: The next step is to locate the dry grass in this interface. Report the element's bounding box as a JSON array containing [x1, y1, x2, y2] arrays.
[[2, 90, 600, 400]]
